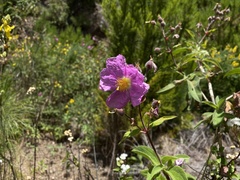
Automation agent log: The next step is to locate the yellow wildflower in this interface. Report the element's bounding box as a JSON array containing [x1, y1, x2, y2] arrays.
[[232, 46, 238, 53], [0, 15, 15, 39], [69, 98, 74, 104], [54, 81, 62, 88], [232, 61, 239, 67]]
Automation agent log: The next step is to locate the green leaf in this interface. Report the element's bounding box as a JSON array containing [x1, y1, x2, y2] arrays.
[[119, 127, 140, 144], [147, 165, 164, 180], [194, 112, 213, 128], [202, 101, 217, 109], [172, 47, 189, 56], [215, 97, 225, 110], [186, 172, 196, 180], [203, 58, 222, 70], [132, 146, 160, 166], [187, 77, 202, 102], [185, 29, 195, 39], [140, 168, 148, 177], [164, 166, 188, 180], [175, 154, 190, 161], [224, 68, 240, 77], [157, 83, 176, 93], [156, 174, 167, 180], [161, 154, 189, 165], [161, 155, 178, 164], [212, 110, 224, 126], [149, 116, 177, 128], [181, 53, 196, 66]]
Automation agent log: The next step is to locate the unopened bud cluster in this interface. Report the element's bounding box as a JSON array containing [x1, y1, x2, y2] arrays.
[[146, 99, 161, 118], [196, 3, 230, 37], [208, 3, 230, 23]]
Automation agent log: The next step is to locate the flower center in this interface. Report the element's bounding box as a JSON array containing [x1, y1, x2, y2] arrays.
[[116, 77, 131, 91]]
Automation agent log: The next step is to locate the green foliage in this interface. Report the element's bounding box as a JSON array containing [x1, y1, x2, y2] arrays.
[[132, 146, 193, 180], [102, 0, 163, 63], [9, 24, 108, 141]]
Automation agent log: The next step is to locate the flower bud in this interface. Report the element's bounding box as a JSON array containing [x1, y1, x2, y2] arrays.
[[196, 23, 202, 29], [157, 15, 163, 23], [170, 26, 175, 32], [224, 17, 230, 22], [175, 23, 182, 30], [150, 20, 156, 25], [152, 99, 161, 109], [115, 108, 124, 116], [208, 16, 213, 22], [148, 99, 161, 118], [145, 56, 157, 73], [160, 21, 166, 27], [216, 10, 224, 16], [225, 8, 230, 14], [173, 34, 180, 39], [213, 3, 221, 11], [175, 158, 184, 166], [154, 47, 161, 53]]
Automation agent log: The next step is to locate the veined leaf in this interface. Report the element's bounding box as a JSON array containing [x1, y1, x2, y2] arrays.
[[157, 83, 176, 93], [185, 29, 195, 39], [164, 166, 188, 180], [149, 116, 177, 128], [215, 96, 225, 110], [172, 47, 189, 56], [194, 112, 213, 128], [203, 58, 222, 70], [156, 174, 167, 180], [181, 53, 196, 66], [161, 154, 189, 165], [212, 110, 224, 126], [187, 77, 202, 102], [224, 68, 240, 77], [119, 127, 140, 144], [202, 101, 217, 109], [147, 165, 164, 180], [132, 146, 160, 166]]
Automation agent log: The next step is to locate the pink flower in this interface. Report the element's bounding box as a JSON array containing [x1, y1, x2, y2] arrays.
[[87, 45, 93, 50], [99, 54, 149, 108]]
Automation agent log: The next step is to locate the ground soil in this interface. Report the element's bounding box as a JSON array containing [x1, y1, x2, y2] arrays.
[[15, 125, 240, 180]]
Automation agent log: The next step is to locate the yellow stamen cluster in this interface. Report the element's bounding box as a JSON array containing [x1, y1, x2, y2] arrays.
[[116, 77, 131, 91]]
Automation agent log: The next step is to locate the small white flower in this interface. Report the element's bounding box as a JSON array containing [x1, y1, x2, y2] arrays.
[[120, 153, 128, 160], [121, 164, 130, 174], [26, 87, 36, 95], [68, 136, 74, 142]]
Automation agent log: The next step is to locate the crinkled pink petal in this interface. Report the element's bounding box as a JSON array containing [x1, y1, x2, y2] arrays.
[[99, 55, 127, 91], [130, 82, 149, 107], [105, 55, 126, 78], [99, 68, 117, 91], [106, 54, 126, 68], [106, 91, 130, 109], [125, 65, 145, 82]]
